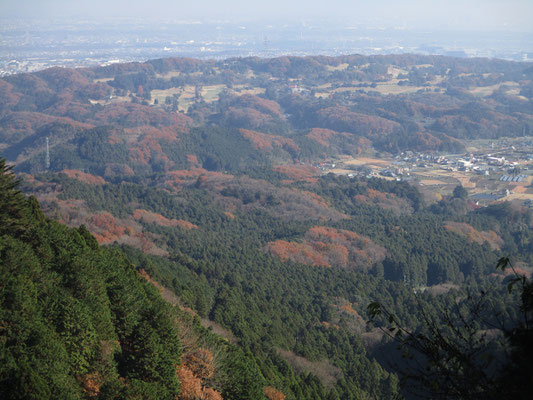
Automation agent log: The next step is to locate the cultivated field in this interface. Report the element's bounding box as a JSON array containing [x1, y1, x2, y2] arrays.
[[343, 157, 392, 167], [332, 148, 533, 206], [150, 87, 182, 105], [155, 71, 182, 79], [326, 63, 349, 71], [150, 84, 227, 111], [468, 81, 520, 97]]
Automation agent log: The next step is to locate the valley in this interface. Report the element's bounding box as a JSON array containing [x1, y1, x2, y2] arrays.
[[1, 53, 532, 399]]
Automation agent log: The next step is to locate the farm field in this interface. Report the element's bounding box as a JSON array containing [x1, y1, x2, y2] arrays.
[[150, 84, 226, 111], [333, 142, 533, 205]]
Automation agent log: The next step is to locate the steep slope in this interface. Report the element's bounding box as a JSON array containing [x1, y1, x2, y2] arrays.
[[0, 159, 182, 399], [0, 159, 276, 400]]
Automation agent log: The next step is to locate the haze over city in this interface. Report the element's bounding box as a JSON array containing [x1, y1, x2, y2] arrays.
[[3, 0, 533, 31], [1, 1, 532, 75]]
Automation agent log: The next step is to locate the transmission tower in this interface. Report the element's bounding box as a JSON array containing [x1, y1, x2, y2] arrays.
[[45, 137, 50, 170]]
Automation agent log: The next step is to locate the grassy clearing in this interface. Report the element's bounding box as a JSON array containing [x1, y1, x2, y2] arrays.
[[178, 87, 195, 112], [387, 66, 408, 78], [504, 87, 528, 101], [232, 86, 266, 96], [326, 63, 349, 71], [419, 179, 447, 185], [501, 192, 533, 201], [421, 169, 477, 188], [150, 87, 182, 105], [511, 184, 528, 194], [201, 84, 225, 101], [424, 283, 460, 295], [343, 157, 392, 166], [321, 80, 438, 96], [149, 84, 227, 111], [468, 81, 519, 97], [94, 77, 114, 83], [89, 99, 107, 105], [155, 71, 182, 79], [366, 81, 437, 95], [412, 64, 434, 69], [329, 168, 354, 175]]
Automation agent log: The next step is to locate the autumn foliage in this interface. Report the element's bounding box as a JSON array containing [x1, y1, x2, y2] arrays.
[[219, 91, 284, 131], [240, 128, 299, 152], [104, 163, 135, 177], [88, 212, 134, 244], [224, 211, 235, 219], [264, 386, 286, 400], [177, 348, 223, 400], [295, 189, 329, 209], [115, 111, 191, 167], [306, 128, 344, 147], [81, 372, 102, 397], [182, 349, 215, 380], [316, 106, 400, 138], [0, 80, 21, 109], [0, 111, 93, 142], [36, 66, 91, 91], [413, 131, 443, 150], [266, 240, 330, 267], [147, 57, 205, 73], [133, 209, 198, 229], [187, 154, 200, 166], [164, 168, 233, 189], [273, 164, 318, 181], [266, 226, 386, 270], [61, 169, 106, 185], [230, 94, 283, 117], [177, 366, 203, 399], [43, 201, 171, 255], [444, 221, 503, 250]]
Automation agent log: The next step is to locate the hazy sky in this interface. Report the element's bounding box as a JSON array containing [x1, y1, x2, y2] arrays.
[[2, 0, 533, 31]]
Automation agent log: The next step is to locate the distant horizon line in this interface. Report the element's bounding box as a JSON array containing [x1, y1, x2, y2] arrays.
[[1, 16, 532, 34]]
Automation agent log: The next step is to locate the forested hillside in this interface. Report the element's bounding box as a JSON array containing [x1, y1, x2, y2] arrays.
[[1, 54, 532, 176], [0, 159, 181, 399], [0, 159, 307, 400], [1, 55, 532, 399]]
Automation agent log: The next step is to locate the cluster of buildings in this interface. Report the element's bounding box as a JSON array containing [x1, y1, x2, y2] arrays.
[[315, 161, 336, 171], [500, 175, 526, 183], [393, 149, 532, 177], [323, 142, 533, 207]]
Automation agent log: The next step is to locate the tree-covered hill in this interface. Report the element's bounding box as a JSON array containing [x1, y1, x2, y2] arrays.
[[1, 54, 532, 176], [2, 54, 533, 399], [0, 158, 183, 399], [15, 162, 533, 398], [1, 159, 307, 400]]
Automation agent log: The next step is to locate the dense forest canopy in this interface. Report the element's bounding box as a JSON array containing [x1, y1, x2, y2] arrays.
[[1, 54, 532, 399]]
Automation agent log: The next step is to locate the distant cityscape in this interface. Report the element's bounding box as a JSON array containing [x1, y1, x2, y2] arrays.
[[1, 17, 532, 76]]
